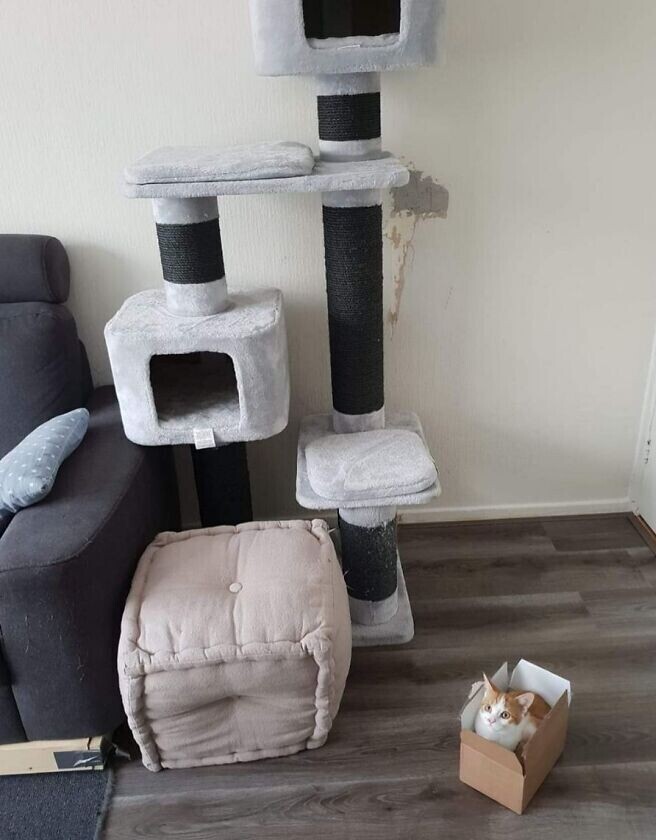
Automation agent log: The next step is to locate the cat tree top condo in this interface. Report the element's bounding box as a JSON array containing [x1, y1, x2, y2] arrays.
[[249, 0, 444, 76]]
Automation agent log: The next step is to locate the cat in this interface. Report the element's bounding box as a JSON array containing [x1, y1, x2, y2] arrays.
[[474, 674, 551, 752]]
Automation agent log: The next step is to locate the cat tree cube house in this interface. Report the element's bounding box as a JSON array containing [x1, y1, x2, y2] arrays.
[[249, 0, 445, 646]]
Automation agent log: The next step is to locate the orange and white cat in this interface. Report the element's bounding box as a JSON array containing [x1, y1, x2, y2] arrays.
[[474, 674, 551, 751]]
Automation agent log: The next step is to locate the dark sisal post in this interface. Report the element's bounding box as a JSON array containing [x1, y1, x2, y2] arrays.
[[317, 72, 401, 625], [322, 202, 384, 419], [338, 510, 399, 624], [191, 443, 253, 527], [152, 196, 253, 526], [152, 197, 228, 317]]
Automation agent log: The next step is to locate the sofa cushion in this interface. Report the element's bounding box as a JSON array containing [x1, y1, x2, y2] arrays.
[[0, 303, 89, 458], [0, 510, 12, 539], [0, 386, 180, 740], [0, 408, 89, 516], [0, 235, 69, 304], [119, 519, 351, 771]]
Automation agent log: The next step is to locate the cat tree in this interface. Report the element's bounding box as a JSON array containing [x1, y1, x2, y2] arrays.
[[106, 0, 444, 646], [250, 0, 444, 645]]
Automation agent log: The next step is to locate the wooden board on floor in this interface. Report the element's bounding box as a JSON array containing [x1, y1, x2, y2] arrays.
[[104, 514, 656, 840], [0, 736, 110, 775]]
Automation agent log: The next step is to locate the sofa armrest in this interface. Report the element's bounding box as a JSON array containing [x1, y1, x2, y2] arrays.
[[0, 385, 179, 739]]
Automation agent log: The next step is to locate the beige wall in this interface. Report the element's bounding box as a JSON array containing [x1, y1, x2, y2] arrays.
[[2, 1, 655, 522]]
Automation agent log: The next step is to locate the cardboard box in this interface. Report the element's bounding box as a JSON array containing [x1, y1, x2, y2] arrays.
[[0, 736, 111, 775], [459, 660, 571, 814]]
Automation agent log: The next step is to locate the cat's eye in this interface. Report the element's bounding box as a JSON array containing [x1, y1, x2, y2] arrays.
[[500, 711, 510, 719], [484, 704, 492, 712]]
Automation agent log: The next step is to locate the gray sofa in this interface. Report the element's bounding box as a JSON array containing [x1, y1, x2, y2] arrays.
[[0, 234, 180, 744]]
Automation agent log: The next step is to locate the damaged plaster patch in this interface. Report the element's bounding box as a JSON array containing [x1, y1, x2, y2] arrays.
[[385, 168, 449, 328]]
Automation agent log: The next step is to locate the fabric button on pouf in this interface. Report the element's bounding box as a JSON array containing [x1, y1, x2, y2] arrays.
[[118, 519, 352, 771]]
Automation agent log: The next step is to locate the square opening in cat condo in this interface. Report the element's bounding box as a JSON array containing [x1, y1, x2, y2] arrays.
[[459, 660, 571, 814], [150, 352, 240, 434], [302, 0, 401, 41]]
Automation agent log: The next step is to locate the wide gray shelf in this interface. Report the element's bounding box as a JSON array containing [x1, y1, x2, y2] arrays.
[[124, 156, 409, 199]]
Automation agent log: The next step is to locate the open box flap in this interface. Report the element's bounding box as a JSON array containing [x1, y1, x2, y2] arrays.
[[461, 729, 524, 774], [520, 691, 569, 770], [510, 660, 572, 707], [460, 662, 508, 731]]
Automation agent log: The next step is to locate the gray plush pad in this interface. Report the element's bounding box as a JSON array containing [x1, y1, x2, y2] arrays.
[[124, 155, 409, 198], [306, 428, 436, 502], [249, 0, 444, 77], [105, 288, 289, 446], [297, 412, 440, 509], [351, 558, 414, 647], [126, 142, 314, 186]]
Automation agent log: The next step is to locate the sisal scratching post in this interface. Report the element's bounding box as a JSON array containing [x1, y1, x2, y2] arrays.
[[318, 74, 401, 629], [152, 197, 251, 526], [190, 442, 252, 527], [153, 197, 228, 317]]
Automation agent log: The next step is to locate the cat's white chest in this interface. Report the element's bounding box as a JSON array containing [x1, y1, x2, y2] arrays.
[[474, 710, 523, 751]]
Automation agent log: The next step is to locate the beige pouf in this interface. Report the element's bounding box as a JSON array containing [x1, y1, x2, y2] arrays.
[[118, 519, 351, 771]]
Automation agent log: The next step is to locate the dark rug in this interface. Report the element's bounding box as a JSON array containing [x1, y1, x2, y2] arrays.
[[0, 768, 113, 840]]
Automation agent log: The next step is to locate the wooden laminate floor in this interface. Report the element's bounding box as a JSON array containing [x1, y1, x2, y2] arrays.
[[104, 514, 656, 839]]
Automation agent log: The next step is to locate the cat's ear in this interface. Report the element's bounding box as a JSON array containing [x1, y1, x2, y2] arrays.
[[516, 692, 534, 710], [483, 673, 497, 694]]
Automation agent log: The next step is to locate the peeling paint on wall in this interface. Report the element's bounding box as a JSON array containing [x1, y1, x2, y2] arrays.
[[385, 167, 449, 328]]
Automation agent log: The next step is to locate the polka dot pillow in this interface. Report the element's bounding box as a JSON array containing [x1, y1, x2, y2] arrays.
[[0, 409, 89, 521]]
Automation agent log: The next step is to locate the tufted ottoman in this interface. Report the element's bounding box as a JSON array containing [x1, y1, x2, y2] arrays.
[[118, 519, 351, 771]]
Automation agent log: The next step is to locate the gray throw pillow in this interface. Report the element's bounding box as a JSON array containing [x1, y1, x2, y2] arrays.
[[0, 408, 89, 520]]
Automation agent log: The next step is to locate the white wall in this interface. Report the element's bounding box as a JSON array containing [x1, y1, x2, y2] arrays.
[[2, 0, 655, 522]]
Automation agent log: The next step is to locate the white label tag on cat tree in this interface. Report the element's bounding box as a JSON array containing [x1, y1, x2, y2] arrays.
[[193, 428, 216, 450]]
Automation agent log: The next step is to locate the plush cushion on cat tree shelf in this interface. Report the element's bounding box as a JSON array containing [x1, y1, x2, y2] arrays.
[[104, 288, 289, 446], [297, 412, 441, 509], [118, 520, 352, 771]]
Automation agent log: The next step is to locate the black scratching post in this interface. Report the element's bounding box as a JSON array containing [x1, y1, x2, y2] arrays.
[[338, 514, 398, 602], [152, 198, 254, 526], [316, 74, 406, 629], [317, 92, 382, 143], [155, 217, 225, 286], [152, 198, 228, 317], [191, 442, 253, 527], [323, 203, 384, 415]]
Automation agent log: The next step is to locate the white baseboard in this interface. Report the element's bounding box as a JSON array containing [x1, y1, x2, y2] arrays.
[[396, 498, 633, 524], [181, 497, 634, 531]]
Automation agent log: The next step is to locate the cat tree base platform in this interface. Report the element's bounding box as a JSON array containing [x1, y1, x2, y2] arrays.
[[350, 558, 414, 648]]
